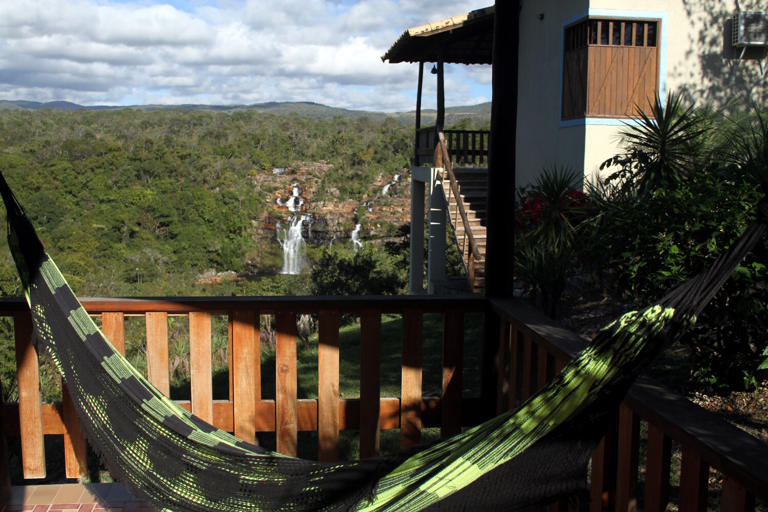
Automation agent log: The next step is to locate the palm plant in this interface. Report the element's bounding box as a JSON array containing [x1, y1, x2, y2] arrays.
[[601, 92, 713, 196], [515, 166, 592, 318]]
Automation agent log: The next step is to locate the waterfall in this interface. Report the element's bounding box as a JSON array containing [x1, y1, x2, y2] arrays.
[[278, 216, 308, 274], [351, 223, 363, 252], [380, 174, 401, 196], [276, 183, 305, 213]]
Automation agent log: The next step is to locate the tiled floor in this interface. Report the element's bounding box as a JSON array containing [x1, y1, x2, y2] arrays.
[[1, 483, 155, 512]]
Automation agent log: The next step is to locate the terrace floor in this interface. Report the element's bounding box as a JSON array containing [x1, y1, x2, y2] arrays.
[[2, 483, 154, 512]]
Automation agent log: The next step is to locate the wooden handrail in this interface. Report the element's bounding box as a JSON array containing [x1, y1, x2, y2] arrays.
[[490, 298, 768, 507], [1, 295, 486, 481], [436, 132, 483, 283], [5, 292, 766, 510]]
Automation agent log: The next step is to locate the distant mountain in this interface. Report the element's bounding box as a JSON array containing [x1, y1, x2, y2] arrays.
[[0, 99, 491, 125]]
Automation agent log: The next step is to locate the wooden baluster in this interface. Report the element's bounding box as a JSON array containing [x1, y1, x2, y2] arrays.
[[0, 377, 9, 500], [231, 310, 259, 444], [679, 448, 709, 512], [145, 312, 170, 396], [495, 318, 510, 414], [101, 312, 125, 354], [644, 423, 671, 512], [275, 313, 298, 457], [536, 346, 549, 390], [520, 332, 536, 400], [189, 312, 213, 423], [441, 311, 463, 437], [401, 310, 423, 449], [508, 326, 522, 410], [720, 478, 755, 512], [14, 311, 45, 479], [62, 385, 87, 478], [359, 310, 381, 458], [317, 310, 340, 461], [616, 405, 640, 511], [590, 410, 618, 512]]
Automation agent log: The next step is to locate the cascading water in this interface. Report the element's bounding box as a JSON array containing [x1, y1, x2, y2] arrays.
[[276, 183, 309, 274], [380, 173, 401, 196], [278, 216, 308, 274], [351, 223, 363, 252]]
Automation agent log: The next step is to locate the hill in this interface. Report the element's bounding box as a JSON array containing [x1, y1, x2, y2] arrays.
[[0, 99, 491, 125]]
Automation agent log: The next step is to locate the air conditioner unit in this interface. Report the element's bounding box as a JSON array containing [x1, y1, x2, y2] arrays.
[[732, 11, 768, 47]]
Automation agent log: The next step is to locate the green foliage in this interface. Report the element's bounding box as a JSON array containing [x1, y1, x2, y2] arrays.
[[311, 245, 407, 297], [515, 166, 593, 318], [595, 95, 768, 390]]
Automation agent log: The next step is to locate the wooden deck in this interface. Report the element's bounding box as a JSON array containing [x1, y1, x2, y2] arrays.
[[3, 483, 154, 511], [2, 295, 767, 511]]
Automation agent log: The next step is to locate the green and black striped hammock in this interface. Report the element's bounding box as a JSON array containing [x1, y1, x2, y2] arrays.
[[1, 171, 766, 511]]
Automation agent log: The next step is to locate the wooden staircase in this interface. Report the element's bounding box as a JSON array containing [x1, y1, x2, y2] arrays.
[[442, 166, 488, 293]]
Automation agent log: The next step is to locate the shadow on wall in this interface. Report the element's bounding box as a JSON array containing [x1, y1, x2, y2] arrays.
[[673, 0, 767, 108]]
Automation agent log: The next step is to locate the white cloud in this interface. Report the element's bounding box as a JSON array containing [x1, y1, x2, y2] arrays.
[[0, 0, 492, 111]]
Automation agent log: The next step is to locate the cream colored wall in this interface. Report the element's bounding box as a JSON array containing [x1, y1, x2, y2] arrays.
[[515, 0, 589, 188], [516, 0, 767, 187]]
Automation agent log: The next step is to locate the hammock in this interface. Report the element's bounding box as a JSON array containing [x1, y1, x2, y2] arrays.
[[1, 171, 765, 512]]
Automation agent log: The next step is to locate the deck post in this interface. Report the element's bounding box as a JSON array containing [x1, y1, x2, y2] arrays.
[[427, 167, 447, 294], [481, 0, 521, 419], [409, 167, 427, 294]]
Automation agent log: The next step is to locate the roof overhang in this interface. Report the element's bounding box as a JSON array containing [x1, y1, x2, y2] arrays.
[[382, 6, 494, 65]]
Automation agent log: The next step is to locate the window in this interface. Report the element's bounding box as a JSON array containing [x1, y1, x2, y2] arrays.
[[562, 18, 660, 120]]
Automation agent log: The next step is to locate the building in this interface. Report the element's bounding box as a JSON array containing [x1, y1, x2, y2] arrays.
[[384, 1, 767, 295]]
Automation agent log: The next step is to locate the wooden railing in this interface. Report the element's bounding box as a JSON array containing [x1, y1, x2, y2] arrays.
[[435, 133, 483, 292], [492, 298, 768, 512], [414, 127, 489, 167], [3, 294, 767, 512], [0, 295, 487, 482]]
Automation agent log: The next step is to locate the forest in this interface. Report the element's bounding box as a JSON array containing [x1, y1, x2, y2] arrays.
[[0, 107, 429, 298]]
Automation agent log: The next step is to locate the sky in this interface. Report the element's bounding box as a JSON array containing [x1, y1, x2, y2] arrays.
[[0, 0, 493, 112]]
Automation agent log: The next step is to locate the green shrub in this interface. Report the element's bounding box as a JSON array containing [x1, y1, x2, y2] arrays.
[[594, 94, 768, 390]]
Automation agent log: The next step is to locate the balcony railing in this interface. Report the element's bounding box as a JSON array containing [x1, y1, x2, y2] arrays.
[[415, 127, 489, 167], [2, 295, 766, 511]]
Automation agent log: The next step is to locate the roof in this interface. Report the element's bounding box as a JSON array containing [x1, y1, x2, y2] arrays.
[[382, 6, 494, 65]]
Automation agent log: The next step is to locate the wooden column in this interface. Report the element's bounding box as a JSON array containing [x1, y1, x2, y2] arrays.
[[485, 0, 520, 298], [414, 61, 424, 165], [436, 61, 445, 132]]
